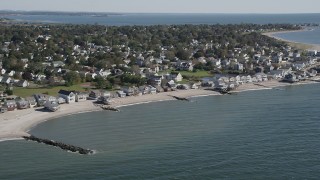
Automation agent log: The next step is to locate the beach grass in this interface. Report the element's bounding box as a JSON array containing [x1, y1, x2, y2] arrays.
[[286, 41, 314, 51], [13, 84, 87, 97]]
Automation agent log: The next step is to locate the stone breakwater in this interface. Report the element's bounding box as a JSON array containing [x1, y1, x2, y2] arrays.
[[23, 135, 94, 155]]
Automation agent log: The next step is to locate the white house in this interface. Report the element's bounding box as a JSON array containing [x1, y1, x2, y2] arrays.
[[75, 92, 88, 102], [117, 91, 126, 98], [1, 69, 6, 75], [1, 77, 12, 84], [168, 72, 183, 82], [15, 80, 29, 87], [8, 70, 15, 77], [58, 90, 76, 103]]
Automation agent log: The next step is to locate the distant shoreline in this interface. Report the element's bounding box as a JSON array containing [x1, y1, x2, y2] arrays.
[[263, 29, 320, 51]]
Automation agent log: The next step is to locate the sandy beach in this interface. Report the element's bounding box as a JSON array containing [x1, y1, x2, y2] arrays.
[[0, 89, 220, 141], [0, 100, 101, 140], [263, 30, 320, 51], [1, 80, 318, 141]]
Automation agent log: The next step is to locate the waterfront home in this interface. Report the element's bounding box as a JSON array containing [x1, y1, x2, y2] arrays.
[[117, 91, 126, 98], [307, 69, 317, 77], [4, 100, 16, 111], [57, 97, 67, 104], [167, 80, 177, 89], [177, 84, 190, 90], [89, 90, 110, 100], [270, 69, 288, 79], [214, 80, 228, 90], [34, 94, 57, 107], [150, 75, 163, 86], [16, 99, 30, 109], [255, 73, 268, 82], [139, 86, 150, 95], [75, 92, 88, 102], [168, 72, 183, 82], [246, 75, 253, 83], [98, 96, 113, 105], [148, 85, 157, 94], [190, 82, 200, 89], [44, 101, 60, 112], [122, 87, 135, 96], [283, 73, 299, 83], [201, 79, 214, 87], [58, 90, 76, 103]]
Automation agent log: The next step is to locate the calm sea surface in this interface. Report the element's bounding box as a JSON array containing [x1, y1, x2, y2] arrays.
[[272, 27, 320, 45], [1, 83, 320, 179], [3, 13, 320, 25]]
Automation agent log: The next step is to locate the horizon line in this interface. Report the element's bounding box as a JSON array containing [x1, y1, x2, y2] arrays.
[[1, 9, 320, 15]]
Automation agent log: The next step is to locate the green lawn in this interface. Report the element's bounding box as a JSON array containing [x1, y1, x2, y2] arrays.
[[13, 84, 88, 98], [179, 70, 211, 78]]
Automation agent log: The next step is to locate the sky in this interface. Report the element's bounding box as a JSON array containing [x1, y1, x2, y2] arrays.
[[1, 0, 320, 14]]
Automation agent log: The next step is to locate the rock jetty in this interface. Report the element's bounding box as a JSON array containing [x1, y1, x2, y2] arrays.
[[171, 95, 190, 101], [101, 105, 120, 112], [23, 135, 94, 155]]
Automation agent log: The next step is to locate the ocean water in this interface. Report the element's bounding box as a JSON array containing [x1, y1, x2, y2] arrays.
[[1, 83, 320, 179], [3, 13, 320, 25], [272, 27, 320, 45]]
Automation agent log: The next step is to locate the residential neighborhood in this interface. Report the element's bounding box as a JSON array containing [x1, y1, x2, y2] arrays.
[[1, 24, 320, 113]]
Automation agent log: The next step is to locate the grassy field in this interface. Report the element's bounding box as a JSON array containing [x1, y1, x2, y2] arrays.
[[179, 70, 212, 78], [13, 84, 88, 97]]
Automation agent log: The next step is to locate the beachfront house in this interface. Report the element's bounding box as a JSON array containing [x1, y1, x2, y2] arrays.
[[44, 101, 60, 112], [166, 72, 183, 82], [150, 75, 163, 86], [16, 99, 30, 109], [4, 100, 17, 111], [34, 94, 57, 107], [98, 96, 113, 105], [89, 90, 110, 100], [122, 87, 135, 96], [58, 90, 76, 103], [283, 73, 299, 83], [139, 86, 150, 95], [148, 85, 157, 94], [75, 92, 88, 102], [57, 97, 67, 104], [24, 97, 37, 108], [117, 91, 126, 98]]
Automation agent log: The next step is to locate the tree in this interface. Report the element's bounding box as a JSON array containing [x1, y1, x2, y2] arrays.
[[64, 71, 81, 86], [176, 49, 190, 60], [95, 76, 107, 89]]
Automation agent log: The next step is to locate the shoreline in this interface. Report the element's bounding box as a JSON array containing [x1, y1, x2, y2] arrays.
[[0, 80, 318, 142], [263, 29, 320, 51]]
